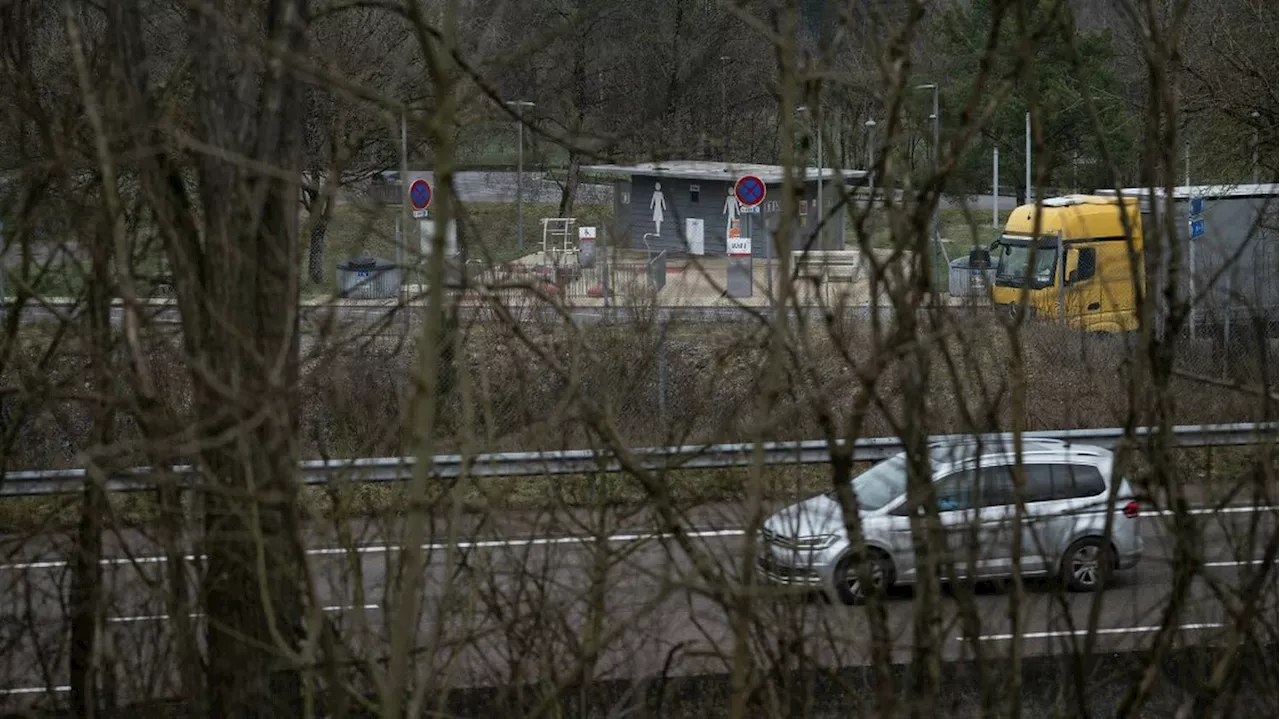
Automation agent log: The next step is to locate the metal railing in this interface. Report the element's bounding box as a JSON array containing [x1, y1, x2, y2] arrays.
[[0, 422, 1273, 498]]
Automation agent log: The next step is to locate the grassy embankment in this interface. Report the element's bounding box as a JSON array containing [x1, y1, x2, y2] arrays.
[[0, 319, 1272, 533]]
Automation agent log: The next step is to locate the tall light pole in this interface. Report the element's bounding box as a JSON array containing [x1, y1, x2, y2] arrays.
[[1025, 110, 1032, 205], [506, 100, 535, 251], [1252, 111, 1261, 184], [993, 146, 1000, 229], [720, 56, 731, 160], [864, 119, 877, 202], [916, 83, 940, 244]]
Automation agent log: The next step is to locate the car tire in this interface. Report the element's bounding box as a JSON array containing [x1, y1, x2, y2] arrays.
[[1060, 537, 1113, 592], [833, 551, 894, 606]]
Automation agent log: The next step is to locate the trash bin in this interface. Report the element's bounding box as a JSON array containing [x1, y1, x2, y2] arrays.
[[578, 236, 597, 269], [948, 254, 994, 297], [336, 256, 401, 298]]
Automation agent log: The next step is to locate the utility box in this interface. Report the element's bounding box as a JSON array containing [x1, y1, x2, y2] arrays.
[[336, 256, 401, 299], [578, 226, 598, 269], [948, 253, 994, 297]]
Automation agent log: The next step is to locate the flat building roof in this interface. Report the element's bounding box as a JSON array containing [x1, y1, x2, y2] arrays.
[[582, 160, 866, 184], [1095, 183, 1278, 199]]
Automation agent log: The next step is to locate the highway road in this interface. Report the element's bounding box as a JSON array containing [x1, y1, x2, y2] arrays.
[[0, 501, 1273, 709]]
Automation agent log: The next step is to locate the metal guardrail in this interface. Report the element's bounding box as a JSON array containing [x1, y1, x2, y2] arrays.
[[0, 422, 1273, 498]]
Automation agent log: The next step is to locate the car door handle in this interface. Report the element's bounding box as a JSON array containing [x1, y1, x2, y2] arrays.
[[1087, 302, 1101, 310]]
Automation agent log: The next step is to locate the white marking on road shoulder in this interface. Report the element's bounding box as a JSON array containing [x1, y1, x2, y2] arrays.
[[1156, 506, 1278, 517], [1203, 559, 1276, 568], [107, 603, 380, 624], [971, 622, 1225, 642], [0, 684, 69, 696], [0, 529, 748, 571]]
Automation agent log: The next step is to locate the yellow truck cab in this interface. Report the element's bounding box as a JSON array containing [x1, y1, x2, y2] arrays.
[[989, 194, 1143, 333]]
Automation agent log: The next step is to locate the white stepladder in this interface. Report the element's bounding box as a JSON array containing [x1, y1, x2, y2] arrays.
[[540, 217, 578, 266]]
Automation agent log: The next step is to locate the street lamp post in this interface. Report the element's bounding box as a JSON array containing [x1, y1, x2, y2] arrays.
[[720, 56, 731, 159], [1025, 111, 1032, 205], [864, 119, 877, 202], [916, 83, 940, 244], [1252, 111, 1261, 184], [506, 100, 535, 251]]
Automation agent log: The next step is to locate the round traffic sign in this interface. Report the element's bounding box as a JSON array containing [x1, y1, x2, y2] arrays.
[[734, 175, 766, 207], [409, 179, 432, 210]]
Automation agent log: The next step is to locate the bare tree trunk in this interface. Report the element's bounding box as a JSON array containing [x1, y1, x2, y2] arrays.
[[68, 214, 117, 718], [161, 2, 311, 715], [307, 206, 330, 285]]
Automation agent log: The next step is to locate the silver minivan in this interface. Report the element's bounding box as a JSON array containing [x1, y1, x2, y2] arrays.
[[757, 439, 1144, 605]]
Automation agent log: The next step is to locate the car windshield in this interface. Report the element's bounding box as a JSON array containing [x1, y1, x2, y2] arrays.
[[994, 236, 1058, 289], [826, 454, 909, 511]]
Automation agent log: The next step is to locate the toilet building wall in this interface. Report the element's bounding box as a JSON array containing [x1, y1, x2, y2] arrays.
[[615, 175, 846, 256]]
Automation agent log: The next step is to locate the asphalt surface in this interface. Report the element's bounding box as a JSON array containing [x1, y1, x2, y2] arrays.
[[0, 503, 1273, 707]]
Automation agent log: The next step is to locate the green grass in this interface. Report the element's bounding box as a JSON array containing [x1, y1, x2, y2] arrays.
[[846, 207, 1013, 253], [4, 255, 174, 300], [451, 124, 571, 169]]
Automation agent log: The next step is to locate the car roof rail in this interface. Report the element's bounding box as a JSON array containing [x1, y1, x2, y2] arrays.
[[929, 434, 1069, 450]]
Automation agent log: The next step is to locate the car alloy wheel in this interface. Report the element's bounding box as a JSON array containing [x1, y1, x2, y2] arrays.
[[1062, 537, 1112, 592], [836, 553, 890, 605]]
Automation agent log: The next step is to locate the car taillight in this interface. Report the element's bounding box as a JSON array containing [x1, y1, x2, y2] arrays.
[[1123, 500, 1140, 519]]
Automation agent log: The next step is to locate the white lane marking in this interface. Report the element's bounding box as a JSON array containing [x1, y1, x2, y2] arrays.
[[1203, 559, 1276, 568], [971, 622, 1226, 642], [0, 685, 69, 696], [0, 529, 748, 571], [1155, 506, 1278, 517], [107, 603, 379, 624]]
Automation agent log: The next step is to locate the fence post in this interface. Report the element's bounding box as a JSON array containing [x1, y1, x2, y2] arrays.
[[1222, 274, 1232, 381], [657, 316, 669, 431], [602, 228, 612, 310]]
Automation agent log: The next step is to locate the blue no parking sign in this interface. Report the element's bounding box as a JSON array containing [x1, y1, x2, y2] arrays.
[[734, 175, 766, 208], [409, 178, 432, 218]]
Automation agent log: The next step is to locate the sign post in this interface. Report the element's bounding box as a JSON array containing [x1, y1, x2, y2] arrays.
[[409, 178, 432, 219], [729, 176, 766, 299], [1188, 194, 1204, 336]]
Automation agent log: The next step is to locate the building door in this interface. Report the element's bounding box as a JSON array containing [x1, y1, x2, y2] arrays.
[[686, 218, 705, 255]]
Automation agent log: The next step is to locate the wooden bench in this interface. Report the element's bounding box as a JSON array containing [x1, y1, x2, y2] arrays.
[[790, 249, 863, 283]]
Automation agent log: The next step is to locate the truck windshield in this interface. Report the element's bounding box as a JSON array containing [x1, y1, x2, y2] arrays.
[[994, 236, 1058, 289]]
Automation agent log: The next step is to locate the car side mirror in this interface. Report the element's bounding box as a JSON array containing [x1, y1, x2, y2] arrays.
[[1067, 269, 1079, 283]]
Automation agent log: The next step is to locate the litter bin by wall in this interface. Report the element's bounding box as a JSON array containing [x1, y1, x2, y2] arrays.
[[948, 254, 994, 297], [578, 236, 597, 269], [336, 256, 401, 298]]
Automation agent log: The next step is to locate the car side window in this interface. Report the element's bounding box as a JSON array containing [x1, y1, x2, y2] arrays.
[[977, 466, 1017, 507], [1020, 464, 1057, 503], [1050, 464, 1106, 498], [934, 470, 979, 511], [1005, 463, 1106, 502]]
